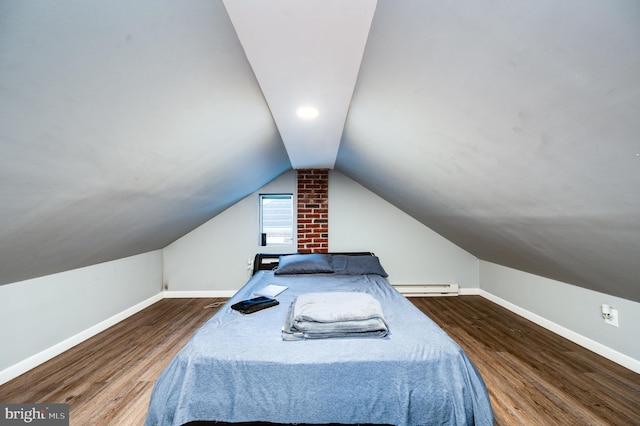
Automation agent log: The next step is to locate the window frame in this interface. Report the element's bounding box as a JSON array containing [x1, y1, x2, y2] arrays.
[[258, 193, 295, 247]]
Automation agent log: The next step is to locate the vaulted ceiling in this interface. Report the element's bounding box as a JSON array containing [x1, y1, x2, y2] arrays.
[[1, 1, 639, 302]]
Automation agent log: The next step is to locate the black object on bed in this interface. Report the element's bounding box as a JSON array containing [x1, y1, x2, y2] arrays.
[[231, 296, 279, 314]]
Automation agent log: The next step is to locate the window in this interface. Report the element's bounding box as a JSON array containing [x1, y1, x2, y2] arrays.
[[259, 194, 294, 246]]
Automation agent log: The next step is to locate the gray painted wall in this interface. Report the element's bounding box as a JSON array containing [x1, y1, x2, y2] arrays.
[[163, 171, 479, 292], [2, 171, 638, 383], [0, 251, 162, 376], [480, 261, 640, 368]]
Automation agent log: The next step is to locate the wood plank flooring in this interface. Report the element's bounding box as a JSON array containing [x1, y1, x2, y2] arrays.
[[1, 296, 638, 425], [0, 298, 224, 426], [410, 297, 640, 425]]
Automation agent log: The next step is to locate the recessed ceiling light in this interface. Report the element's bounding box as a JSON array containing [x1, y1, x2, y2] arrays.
[[296, 106, 319, 120]]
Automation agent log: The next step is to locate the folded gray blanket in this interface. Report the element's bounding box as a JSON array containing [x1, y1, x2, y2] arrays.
[[282, 292, 389, 340]]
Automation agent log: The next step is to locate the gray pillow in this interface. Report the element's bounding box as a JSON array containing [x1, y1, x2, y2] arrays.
[[274, 253, 334, 275], [332, 255, 388, 277]]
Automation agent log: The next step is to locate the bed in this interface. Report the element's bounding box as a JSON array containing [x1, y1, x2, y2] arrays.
[[145, 253, 493, 425]]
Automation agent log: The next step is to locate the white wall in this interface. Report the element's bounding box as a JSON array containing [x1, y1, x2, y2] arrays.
[[162, 170, 640, 371], [4, 170, 638, 382], [162, 171, 297, 293], [329, 171, 479, 288], [480, 261, 640, 372], [163, 170, 479, 292], [0, 250, 162, 382]]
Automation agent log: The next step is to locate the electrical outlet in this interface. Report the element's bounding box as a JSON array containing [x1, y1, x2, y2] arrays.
[[246, 258, 254, 276], [605, 307, 619, 327]]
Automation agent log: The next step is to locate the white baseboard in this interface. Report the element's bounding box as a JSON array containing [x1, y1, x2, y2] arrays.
[[478, 289, 640, 374], [163, 290, 237, 298], [0, 291, 236, 385], [3, 287, 637, 387], [0, 293, 163, 386]]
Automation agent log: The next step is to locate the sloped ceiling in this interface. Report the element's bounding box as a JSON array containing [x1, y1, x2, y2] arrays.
[[1, 1, 639, 303], [0, 0, 290, 285], [338, 0, 640, 301], [223, 0, 376, 169]]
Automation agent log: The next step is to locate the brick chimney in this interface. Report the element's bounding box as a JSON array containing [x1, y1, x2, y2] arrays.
[[297, 169, 328, 253]]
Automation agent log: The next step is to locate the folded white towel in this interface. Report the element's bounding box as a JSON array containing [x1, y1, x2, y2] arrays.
[[282, 292, 388, 340]]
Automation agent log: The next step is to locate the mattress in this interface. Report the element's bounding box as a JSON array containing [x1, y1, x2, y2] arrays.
[[145, 269, 493, 425]]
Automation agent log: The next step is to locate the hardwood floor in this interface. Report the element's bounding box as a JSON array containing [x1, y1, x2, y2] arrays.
[[0, 296, 638, 425], [0, 298, 224, 426], [411, 297, 640, 425]]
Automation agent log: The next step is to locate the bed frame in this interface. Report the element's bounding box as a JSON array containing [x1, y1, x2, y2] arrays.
[[252, 252, 374, 275]]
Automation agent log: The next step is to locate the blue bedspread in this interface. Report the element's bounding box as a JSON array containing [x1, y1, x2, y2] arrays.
[[145, 272, 494, 425]]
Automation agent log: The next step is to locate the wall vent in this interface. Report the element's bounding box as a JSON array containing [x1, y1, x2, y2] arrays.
[[393, 283, 459, 297]]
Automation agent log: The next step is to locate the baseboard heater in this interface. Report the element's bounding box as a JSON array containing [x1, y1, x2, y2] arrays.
[[393, 283, 459, 297]]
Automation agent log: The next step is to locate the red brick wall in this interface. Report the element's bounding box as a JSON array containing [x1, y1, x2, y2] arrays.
[[297, 169, 328, 253]]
